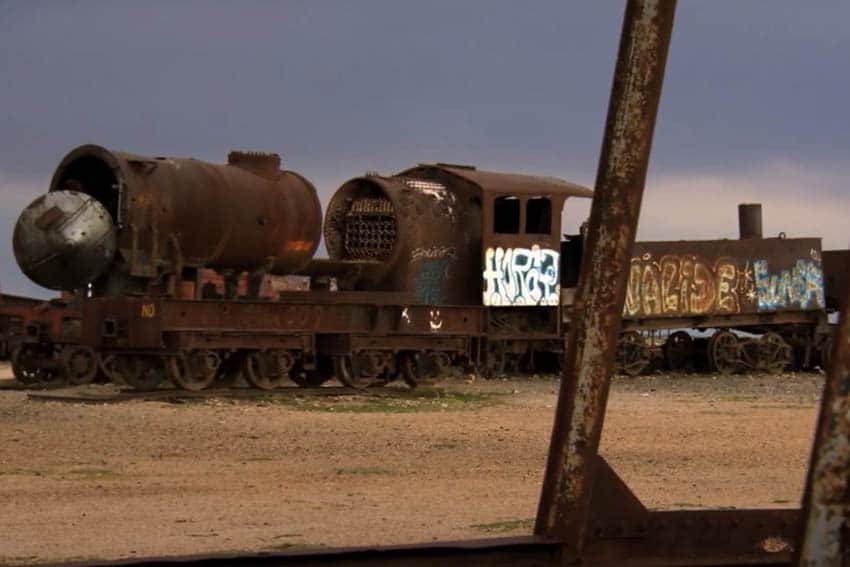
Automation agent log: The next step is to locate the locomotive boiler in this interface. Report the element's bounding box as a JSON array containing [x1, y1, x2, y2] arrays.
[[14, 144, 322, 296]]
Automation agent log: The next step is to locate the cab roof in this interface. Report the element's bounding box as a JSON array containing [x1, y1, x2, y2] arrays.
[[399, 162, 594, 199]]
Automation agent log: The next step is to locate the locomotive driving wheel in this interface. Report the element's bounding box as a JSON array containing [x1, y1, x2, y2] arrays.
[[61, 345, 98, 385], [98, 353, 120, 383], [166, 350, 220, 391], [334, 354, 381, 389], [757, 332, 793, 373], [115, 355, 165, 391], [213, 351, 244, 388], [399, 350, 446, 388], [11, 344, 62, 386], [664, 331, 695, 372], [616, 331, 651, 377], [707, 330, 741, 374], [243, 350, 294, 390]]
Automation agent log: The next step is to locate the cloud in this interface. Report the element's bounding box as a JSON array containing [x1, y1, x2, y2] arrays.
[[0, 159, 846, 298], [638, 160, 849, 250], [0, 173, 55, 297]]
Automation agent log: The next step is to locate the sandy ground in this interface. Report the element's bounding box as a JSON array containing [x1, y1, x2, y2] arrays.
[[0, 363, 823, 565]]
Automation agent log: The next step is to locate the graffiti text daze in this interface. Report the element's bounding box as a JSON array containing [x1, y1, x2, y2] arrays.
[[483, 245, 560, 306]]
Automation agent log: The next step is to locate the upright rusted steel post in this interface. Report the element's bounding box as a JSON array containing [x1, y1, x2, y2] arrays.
[[535, 0, 677, 549], [796, 256, 850, 565]]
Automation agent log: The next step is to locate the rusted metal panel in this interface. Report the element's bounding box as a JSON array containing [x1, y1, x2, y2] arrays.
[[54, 510, 801, 566], [85, 297, 484, 353], [823, 249, 850, 311], [796, 254, 850, 564], [324, 173, 481, 305], [620, 310, 822, 332], [535, 0, 677, 548], [625, 238, 825, 319], [15, 144, 323, 293], [83, 297, 164, 349], [403, 164, 594, 199]]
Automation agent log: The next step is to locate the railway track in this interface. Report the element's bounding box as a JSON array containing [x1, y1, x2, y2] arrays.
[[22, 385, 390, 404]]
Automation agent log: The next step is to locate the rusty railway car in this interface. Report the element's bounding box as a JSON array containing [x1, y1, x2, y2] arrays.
[[0, 292, 43, 360], [9, 144, 846, 390], [616, 233, 832, 375], [3, 296, 105, 385]]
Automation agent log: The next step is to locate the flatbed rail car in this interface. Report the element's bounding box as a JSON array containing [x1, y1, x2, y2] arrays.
[[83, 293, 483, 390]]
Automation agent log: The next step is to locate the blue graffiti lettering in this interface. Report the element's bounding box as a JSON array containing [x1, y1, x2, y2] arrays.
[[753, 258, 824, 311]]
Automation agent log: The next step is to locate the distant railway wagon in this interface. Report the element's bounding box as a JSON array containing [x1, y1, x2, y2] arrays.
[[9, 144, 847, 389], [615, 236, 831, 375]]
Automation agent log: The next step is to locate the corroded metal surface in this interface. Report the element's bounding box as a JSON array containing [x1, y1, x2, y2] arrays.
[[738, 203, 763, 239], [16, 144, 323, 293], [324, 165, 591, 306], [797, 253, 850, 564], [14, 190, 117, 290], [823, 250, 850, 311], [535, 0, 677, 547], [626, 237, 825, 319]]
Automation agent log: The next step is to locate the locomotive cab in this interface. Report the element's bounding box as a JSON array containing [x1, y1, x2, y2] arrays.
[[479, 178, 592, 308]]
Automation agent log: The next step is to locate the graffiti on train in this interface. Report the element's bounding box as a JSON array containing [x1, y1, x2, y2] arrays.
[[624, 253, 824, 317], [753, 258, 824, 310], [483, 245, 560, 306]]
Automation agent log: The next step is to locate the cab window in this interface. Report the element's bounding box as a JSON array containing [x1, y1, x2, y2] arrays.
[[493, 196, 520, 234], [525, 197, 551, 234]]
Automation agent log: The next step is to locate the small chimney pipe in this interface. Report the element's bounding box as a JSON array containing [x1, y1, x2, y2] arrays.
[[738, 203, 762, 239]]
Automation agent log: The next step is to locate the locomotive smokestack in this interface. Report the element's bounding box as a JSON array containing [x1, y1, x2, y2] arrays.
[[738, 203, 762, 240]]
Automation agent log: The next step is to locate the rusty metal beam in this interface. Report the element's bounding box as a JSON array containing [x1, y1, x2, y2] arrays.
[[796, 254, 850, 564], [535, 0, 677, 548]]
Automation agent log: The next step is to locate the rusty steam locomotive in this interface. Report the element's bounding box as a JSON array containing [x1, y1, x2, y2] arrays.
[[10, 144, 845, 390]]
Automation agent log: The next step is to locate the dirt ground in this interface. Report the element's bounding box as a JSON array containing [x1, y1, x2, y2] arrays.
[[0, 363, 823, 565]]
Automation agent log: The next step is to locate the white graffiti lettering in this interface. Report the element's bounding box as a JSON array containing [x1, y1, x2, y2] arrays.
[[429, 309, 443, 331], [482, 246, 560, 306], [410, 246, 457, 262]]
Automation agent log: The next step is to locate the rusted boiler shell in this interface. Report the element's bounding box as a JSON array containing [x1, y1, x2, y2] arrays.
[[324, 174, 481, 305], [14, 145, 322, 291]]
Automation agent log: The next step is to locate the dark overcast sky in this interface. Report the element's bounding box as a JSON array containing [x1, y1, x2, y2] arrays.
[[0, 1, 848, 296]]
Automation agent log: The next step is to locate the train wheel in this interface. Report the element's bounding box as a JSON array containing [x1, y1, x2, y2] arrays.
[[115, 355, 165, 391], [11, 345, 61, 386], [296, 356, 335, 387], [664, 331, 694, 372], [294, 369, 332, 387], [166, 350, 219, 391], [485, 342, 507, 378], [98, 353, 120, 383], [707, 330, 740, 374], [213, 351, 243, 388], [243, 350, 292, 390], [61, 346, 98, 385], [334, 354, 379, 389], [758, 333, 793, 373], [617, 331, 650, 377], [399, 351, 425, 389]]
